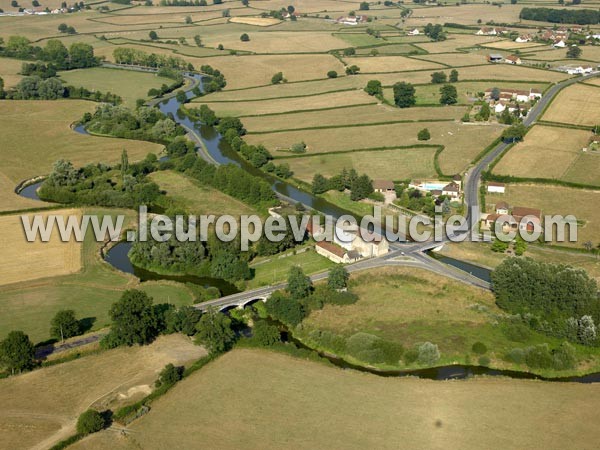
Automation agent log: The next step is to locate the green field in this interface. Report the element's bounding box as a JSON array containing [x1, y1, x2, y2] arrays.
[[73, 349, 600, 450], [58, 67, 174, 108]]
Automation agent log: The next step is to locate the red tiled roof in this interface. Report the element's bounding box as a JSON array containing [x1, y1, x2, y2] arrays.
[[316, 241, 346, 258]]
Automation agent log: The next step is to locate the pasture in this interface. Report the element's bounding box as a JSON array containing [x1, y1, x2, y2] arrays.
[[73, 348, 600, 450], [493, 125, 597, 184], [343, 55, 445, 73], [0, 209, 82, 286], [0, 334, 205, 450], [229, 17, 282, 27], [58, 67, 174, 108], [0, 56, 24, 88], [542, 83, 600, 127]]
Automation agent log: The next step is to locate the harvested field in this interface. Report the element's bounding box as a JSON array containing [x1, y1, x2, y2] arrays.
[[412, 34, 503, 53], [344, 55, 445, 73], [482, 40, 548, 50], [0, 56, 24, 88], [0, 334, 205, 450], [406, 4, 522, 26], [73, 348, 600, 450], [542, 84, 600, 127], [493, 125, 595, 182], [0, 209, 82, 286], [229, 16, 282, 26]]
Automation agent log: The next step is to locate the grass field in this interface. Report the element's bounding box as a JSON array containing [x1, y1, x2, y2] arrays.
[[243, 103, 466, 132], [149, 170, 256, 216], [0, 334, 205, 450], [343, 55, 445, 73], [284, 146, 439, 182], [0, 56, 24, 88], [229, 16, 282, 26], [485, 183, 600, 247], [73, 348, 600, 450], [406, 4, 522, 26], [542, 83, 600, 127], [58, 67, 174, 108], [0, 208, 195, 343], [246, 120, 503, 175], [0, 100, 163, 212], [0, 209, 82, 286], [493, 125, 597, 184]]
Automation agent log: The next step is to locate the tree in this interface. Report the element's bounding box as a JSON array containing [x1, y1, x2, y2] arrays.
[[44, 39, 69, 67], [312, 173, 329, 194], [449, 69, 459, 82], [195, 307, 235, 353], [359, 1, 369, 10], [175, 90, 187, 104], [103, 290, 157, 347], [583, 241, 594, 252], [58, 23, 68, 33], [430, 71, 447, 84], [393, 82, 416, 108], [327, 70, 338, 78], [0, 76, 4, 99], [252, 320, 280, 346], [417, 128, 431, 141], [439, 84, 458, 105], [566, 46, 582, 59], [198, 104, 218, 125], [364, 79, 382, 97], [265, 291, 305, 326], [287, 5, 294, 13], [240, 33, 250, 42], [69, 42, 96, 68], [287, 266, 313, 300], [0, 331, 35, 374], [120, 149, 129, 179], [343, 47, 356, 56], [501, 123, 527, 142], [185, 15, 192, 24], [345, 65, 360, 75], [271, 71, 284, 84], [328, 265, 349, 290], [491, 87, 500, 101], [76, 410, 105, 436], [50, 310, 80, 343], [149, 30, 158, 40], [156, 363, 183, 387], [350, 174, 373, 200]]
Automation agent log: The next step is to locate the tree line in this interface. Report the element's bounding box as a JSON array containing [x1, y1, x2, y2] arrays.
[[311, 168, 375, 201], [113, 47, 191, 71], [519, 8, 600, 25], [0, 36, 99, 69]]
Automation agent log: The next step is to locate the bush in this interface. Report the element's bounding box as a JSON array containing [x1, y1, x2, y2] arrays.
[[417, 128, 431, 141], [252, 320, 280, 346], [417, 342, 440, 365], [346, 332, 384, 364], [478, 355, 491, 366], [506, 347, 526, 364], [471, 341, 488, 355], [552, 342, 577, 370], [76, 410, 105, 435], [327, 70, 338, 78], [502, 322, 531, 343], [240, 33, 250, 42], [404, 348, 419, 364], [524, 344, 554, 369], [155, 363, 183, 387]]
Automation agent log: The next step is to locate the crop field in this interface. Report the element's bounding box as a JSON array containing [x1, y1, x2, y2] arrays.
[[343, 55, 445, 73], [73, 348, 600, 450], [411, 34, 502, 53], [414, 52, 489, 67], [0, 208, 195, 343], [0, 101, 162, 211], [585, 78, 600, 87], [197, 90, 377, 116], [245, 120, 503, 175], [482, 40, 547, 50], [0, 334, 205, 450], [493, 125, 597, 184], [407, 4, 522, 26], [149, 171, 256, 216], [229, 16, 281, 26], [283, 146, 439, 182], [542, 84, 600, 127], [58, 67, 173, 108], [243, 104, 467, 133], [0, 209, 82, 286], [486, 183, 600, 247]]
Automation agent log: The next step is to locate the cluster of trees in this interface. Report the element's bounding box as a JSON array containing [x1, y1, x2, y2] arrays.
[[492, 258, 600, 346], [505, 342, 577, 370], [519, 8, 600, 25], [199, 64, 226, 93], [113, 47, 190, 70], [0, 36, 99, 69], [501, 123, 527, 142], [159, 0, 215, 6], [311, 168, 374, 201], [394, 185, 437, 215], [147, 67, 185, 98], [431, 69, 458, 84], [57, 23, 76, 35], [394, 81, 460, 107], [9, 76, 64, 99], [424, 23, 446, 41], [364, 79, 383, 97], [38, 155, 163, 208]]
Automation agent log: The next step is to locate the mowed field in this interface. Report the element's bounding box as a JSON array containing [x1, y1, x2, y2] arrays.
[[58, 67, 174, 108], [246, 120, 503, 175], [493, 125, 599, 185], [0, 334, 205, 450], [0, 56, 24, 88], [283, 146, 439, 182], [73, 348, 600, 450], [149, 171, 256, 216], [486, 184, 600, 247], [542, 83, 600, 127], [0, 209, 82, 286], [0, 101, 162, 211], [343, 55, 445, 73]]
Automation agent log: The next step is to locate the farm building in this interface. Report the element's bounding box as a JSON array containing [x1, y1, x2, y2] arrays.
[[373, 180, 395, 193], [505, 55, 522, 65], [487, 182, 506, 194], [315, 241, 360, 264], [488, 54, 504, 63]]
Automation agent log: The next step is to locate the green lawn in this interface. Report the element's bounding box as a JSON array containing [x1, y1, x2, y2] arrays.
[[58, 67, 174, 108]]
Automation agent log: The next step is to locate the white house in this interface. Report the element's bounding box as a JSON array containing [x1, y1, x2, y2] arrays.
[[515, 35, 531, 43], [515, 90, 530, 103], [407, 28, 420, 36], [495, 102, 507, 114], [567, 65, 593, 75], [487, 182, 506, 194], [553, 39, 566, 48], [529, 89, 542, 100]]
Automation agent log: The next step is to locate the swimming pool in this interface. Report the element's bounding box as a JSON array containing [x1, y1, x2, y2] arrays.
[[422, 182, 447, 191]]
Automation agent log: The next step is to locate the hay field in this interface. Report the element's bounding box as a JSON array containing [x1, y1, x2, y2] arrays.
[[493, 125, 594, 181], [406, 4, 522, 26], [0, 209, 82, 286], [198, 90, 377, 116], [482, 40, 548, 50], [246, 120, 503, 175], [0, 56, 24, 88], [74, 348, 600, 450], [58, 67, 173, 108], [0, 334, 205, 450], [284, 146, 439, 182], [415, 52, 489, 67], [485, 184, 600, 246], [345, 55, 445, 73], [0, 101, 162, 208], [585, 79, 600, 87], [0, 172, 45, 212], [412, 34, 502, 53], [542, 84, 600, 127], [149, 171, 256, 216], [229, 16, 282, 26], [244, 103, 466, 132]]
